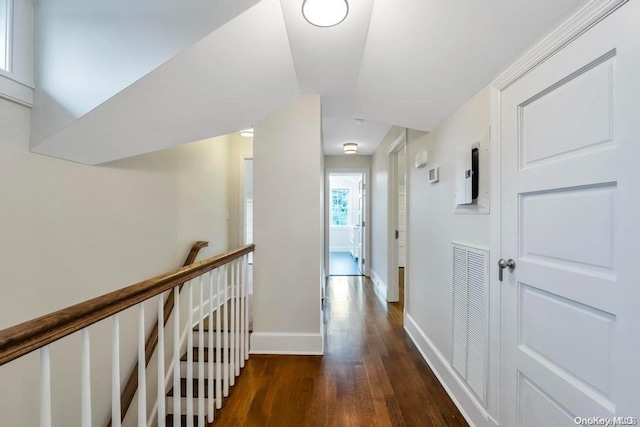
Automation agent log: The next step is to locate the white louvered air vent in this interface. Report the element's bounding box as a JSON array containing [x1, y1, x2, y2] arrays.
[[451, 243, 489, 405]]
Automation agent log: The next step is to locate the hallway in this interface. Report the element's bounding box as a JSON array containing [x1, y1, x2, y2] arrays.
[[213, 276, 466, 426], [329, 252, 361, 276]]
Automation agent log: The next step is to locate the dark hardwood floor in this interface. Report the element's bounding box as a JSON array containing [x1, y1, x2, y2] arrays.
[[212, 276, 467, 426]]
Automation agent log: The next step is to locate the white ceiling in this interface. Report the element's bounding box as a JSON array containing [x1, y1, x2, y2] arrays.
[[295, 0, 583, 154], [280, 0, 390, 155], [31, 0, 586, 163], [355, 0, 584, 131], [321, 117, 390, 155]]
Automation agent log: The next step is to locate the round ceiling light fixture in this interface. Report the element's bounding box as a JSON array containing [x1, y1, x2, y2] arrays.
[[343, 142, 358, 154], [302, 0, 349, 28], [240, 128, 254, 138]]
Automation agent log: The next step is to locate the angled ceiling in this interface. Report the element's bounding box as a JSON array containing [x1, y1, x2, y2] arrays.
[[31, 0, 260, 147], [30, 0, 585, 164], [356, 0, 584, 130], [32, 0, 298, 164]]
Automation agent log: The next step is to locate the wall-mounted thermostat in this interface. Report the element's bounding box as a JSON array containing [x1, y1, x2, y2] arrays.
[[455, 141, 481, 205], [454, 132, 490, 215], [428, 167, 439, 183]]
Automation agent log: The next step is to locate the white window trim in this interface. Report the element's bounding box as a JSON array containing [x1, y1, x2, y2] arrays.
[[0, 68, 33, 106], [0, 0, 33, 107], [3, 0, 13, 71]]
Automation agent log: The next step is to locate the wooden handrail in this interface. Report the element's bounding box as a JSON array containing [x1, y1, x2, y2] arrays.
[[0, 243, 255, 366], [115, 240, 208, 424]]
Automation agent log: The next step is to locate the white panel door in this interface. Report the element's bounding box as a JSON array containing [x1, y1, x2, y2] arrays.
[[398, 185, 406, 268], [501, 3, 640, 426], [358, 177, 365, 274]]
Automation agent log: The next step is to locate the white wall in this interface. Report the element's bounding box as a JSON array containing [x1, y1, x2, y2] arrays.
[[0, 97, 231, 426], [370, 126, 405, 291], [404, 87, 492, 426], [252, 95, 323, 354]]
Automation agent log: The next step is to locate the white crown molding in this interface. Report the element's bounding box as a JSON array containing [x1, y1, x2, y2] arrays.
[[492, 0, 628, 90]]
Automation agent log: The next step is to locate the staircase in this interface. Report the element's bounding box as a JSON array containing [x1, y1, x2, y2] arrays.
[[0, 244, 255, 427], [165, 298, 252, 427]]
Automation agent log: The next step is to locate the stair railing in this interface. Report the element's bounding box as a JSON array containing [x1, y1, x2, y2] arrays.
[[0, 243, 255, 427], [113, 240, 208, 426]]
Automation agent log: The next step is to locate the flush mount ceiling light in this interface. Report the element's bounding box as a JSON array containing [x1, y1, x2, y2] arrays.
[[240, 128, 254, 138], [302, 0, 349, 28], [343, 142, 358, 154]]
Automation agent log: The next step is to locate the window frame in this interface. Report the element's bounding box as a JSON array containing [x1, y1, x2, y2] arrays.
[[1, 0, 12, 72], [0, 0, 34, 107], [330, 188, 351, 227]]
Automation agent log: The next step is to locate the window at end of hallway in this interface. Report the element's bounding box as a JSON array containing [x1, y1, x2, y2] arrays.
[[331, 189, 350, 226], [0, 0, 9, 72]]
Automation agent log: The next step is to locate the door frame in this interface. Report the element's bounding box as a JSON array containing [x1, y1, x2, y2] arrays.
[[325, 168, 371, 278], [386, 132, 407, 303], [239, 153, 253, 254], [488, 0, 627, 423]]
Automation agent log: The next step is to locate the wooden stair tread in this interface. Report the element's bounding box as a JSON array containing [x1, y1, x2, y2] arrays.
[[181, 347, 244, 363], [165, 415, 200, 427], [193, 303, 251, 332], [167, 378, 211, 398]]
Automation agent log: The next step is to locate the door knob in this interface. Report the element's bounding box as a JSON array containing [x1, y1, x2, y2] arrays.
[[498, 258, 516, 281]]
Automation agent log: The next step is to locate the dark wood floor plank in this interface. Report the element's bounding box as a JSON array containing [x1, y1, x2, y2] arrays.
[[210, 276, 467, 426]]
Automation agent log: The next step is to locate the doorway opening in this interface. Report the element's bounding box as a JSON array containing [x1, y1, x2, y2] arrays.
[[242, 157, 253, 264], [327, 172, 367, 276]]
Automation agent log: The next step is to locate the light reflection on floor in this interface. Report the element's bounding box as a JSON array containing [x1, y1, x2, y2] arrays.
[[329, 276, 352, 321]]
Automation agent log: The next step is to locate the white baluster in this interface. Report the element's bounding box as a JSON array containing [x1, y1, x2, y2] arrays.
[[40, 346, 52, 427], [235, 260, 240, 376], [223, 264, 229, 397], [187, 281, 194, 427], [230, 260, 235, 386], [244, 255, 250, 360], [240, 255, 245, 368], [112, 315, 122, 427], [157, 295, 166, 427], [173, 287, 180, 427], [138, 303, 147, 427], [81, 329, 92, 427], [216, 267, 222, 409], [208, 271, 215, 423], [198, 276, 205, 427]]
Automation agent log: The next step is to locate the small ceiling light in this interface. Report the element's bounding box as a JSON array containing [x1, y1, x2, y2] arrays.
[[343, 142, 358, 154], [302, 0, 349, 28], [354, 118, 364, 125], [240, 128, 254, 138]]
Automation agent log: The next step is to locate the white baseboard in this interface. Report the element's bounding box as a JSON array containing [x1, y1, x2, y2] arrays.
[[329, 246, 352, 253], [370, 268, 387, 302], [249, 332, 324, 355], [404, 313, 494, 427]]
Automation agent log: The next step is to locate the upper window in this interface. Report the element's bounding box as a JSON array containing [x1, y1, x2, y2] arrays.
[[0, 0, 9, 71], [331, 189, 350, 226]]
